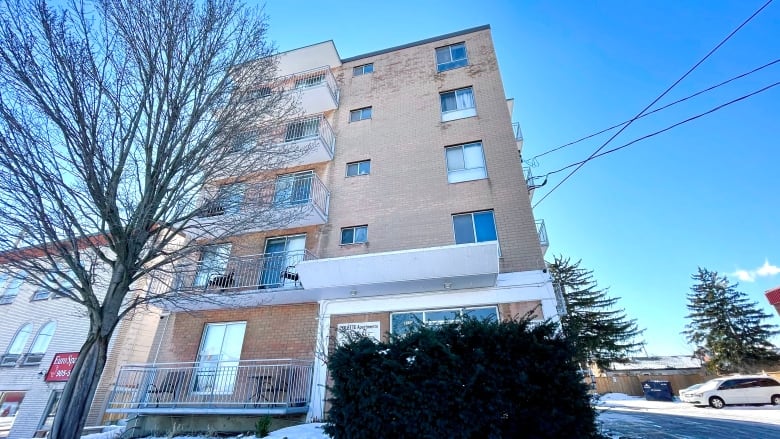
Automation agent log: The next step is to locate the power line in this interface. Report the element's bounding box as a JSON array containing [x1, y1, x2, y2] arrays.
[[527, 58, 780, 164], [532, 0, 774, 208], [539, 81, 780, 177]]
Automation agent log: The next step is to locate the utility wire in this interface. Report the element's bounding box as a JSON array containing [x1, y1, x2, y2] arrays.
[[532, 0, 774, 208], [539, 81, 780, 177], [528, 58, 780, 164]]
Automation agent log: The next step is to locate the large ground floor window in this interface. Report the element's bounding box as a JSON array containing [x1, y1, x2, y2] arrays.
[[390, 306, 498, 335]]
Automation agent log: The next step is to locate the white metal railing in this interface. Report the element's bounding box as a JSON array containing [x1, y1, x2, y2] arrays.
[[277, 114, 335, 156], [523, 166, 533, 188], [272, 172, 330, 217], [151, 249, 317, 295], [275, 66, 339, 104], [512, 122, 523, 141], [106, 359, 313, 414], [198, 172, 330, 220], [536, 219, 548, 248]]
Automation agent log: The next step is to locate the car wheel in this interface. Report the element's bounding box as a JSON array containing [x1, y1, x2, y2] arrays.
[[709, 396, 725, 409], [772, 394, 780, 405]]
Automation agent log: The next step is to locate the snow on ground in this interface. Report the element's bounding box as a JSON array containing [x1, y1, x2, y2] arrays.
[[595, 393, 780, 426], [109, 423, 332, 439], [81, 396, 780, 439]]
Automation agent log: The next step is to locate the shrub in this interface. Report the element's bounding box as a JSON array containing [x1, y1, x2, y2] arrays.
[[255, 415, 271, 438], [324, 317, 599, 438]]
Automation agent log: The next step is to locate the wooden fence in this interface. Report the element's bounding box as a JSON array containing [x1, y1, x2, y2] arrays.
[[593, 374, 707, 396]]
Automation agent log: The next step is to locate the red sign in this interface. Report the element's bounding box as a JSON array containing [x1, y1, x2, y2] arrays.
[[45, 352, 79, 382]]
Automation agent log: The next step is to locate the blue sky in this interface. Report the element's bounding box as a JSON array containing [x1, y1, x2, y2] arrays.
[[264, 0, 780, 355]]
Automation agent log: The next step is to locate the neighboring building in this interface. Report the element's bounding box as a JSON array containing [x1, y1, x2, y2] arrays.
[[766, 286, 780, 316], [0, 241, 160, 438], [593, 356, 704, 377], [104, 25, 561, 434]]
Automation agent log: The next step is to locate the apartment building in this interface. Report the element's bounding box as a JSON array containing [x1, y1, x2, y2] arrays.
[[103, 25, 562, 434], [0, 241, 160, 438]]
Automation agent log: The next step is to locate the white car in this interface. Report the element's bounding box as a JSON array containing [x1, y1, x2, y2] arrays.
[[678, 383, 704, 403], [686, 375, 780, 408]]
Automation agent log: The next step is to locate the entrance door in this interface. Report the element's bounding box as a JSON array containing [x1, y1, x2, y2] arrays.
[[260, 235, 306, 288], [193, 322, 246, 394]]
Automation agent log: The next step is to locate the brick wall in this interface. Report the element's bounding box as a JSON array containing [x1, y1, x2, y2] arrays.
[[317, 28, 544, 273], [150, 303, 319, 363]]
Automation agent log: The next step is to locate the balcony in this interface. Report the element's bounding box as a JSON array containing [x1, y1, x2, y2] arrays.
[[295, 241, 499, 298], [151, 249, 316, 298], [512, 121, 524, 152], [277, 66, 339, 114], [536, 219, 549, 255], [271, 114, 335, 166], [105, 359, 313, 415], [197, 172, 330, 232], [523, 166, 535, 200]]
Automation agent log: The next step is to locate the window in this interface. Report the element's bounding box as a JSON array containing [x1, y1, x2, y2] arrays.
[[440, 87, 476, 122], [193, 244, 232, 287], [23, 321, 56, 365], [203, 184, 245, 217], [436, 42, 468, 72], [285, 117, 320, 142], [346, 160, 371, 177], [391, 306, 498, 335], [194, 322, 246, 394], [38, 390, 61, 431], [341, 226, 368, 245], [353, 63, 374, 76], [32, 272, 61, 301], [445, 142, 486, 183], [349, 107, 372, 122], [452, 210, 497, 244], [759, 378, 780, 387], [274, 171, 313, 206], [230, 132, 255, 153], [0, 272, 26, 305], [1, 323, 33, 366], [240, 86, 271, 102], [261, 235, 306, 288]]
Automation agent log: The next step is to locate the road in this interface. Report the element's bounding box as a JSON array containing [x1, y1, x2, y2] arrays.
[[599, 410, 780, 438]]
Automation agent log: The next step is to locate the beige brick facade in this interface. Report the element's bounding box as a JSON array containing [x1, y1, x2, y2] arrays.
[[150, 304, 318, 363], [319, 28, 544, 273], [109, 26, 557, 425]]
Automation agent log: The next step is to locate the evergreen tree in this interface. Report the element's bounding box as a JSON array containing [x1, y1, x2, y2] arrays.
[[683, 267, 779, 373], [548, 255, 644, 369]]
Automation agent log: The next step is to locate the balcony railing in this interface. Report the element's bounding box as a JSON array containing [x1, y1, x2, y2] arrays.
[[275, 66, 339, 113], [152, 249, 317, 296], [282, 115, 335, 152], [105, 359, 313, 415], [536, 219, 549, 249], [272, 172, 330, 218], [197, 172, 330, 228], [512, 122, 524, 141]]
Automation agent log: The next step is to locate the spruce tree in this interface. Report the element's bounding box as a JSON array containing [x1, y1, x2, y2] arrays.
[[548, 255, 644, 369], [683, 267, 779, 373]]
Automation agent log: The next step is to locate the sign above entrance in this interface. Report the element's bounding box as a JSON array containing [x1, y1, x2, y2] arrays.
[[45, 352, 79, 382], [337, 321, 381, 345]]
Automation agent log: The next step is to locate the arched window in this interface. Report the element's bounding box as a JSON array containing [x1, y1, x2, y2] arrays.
[[24, 321, 56, 365], [1, 323, 33, 366]]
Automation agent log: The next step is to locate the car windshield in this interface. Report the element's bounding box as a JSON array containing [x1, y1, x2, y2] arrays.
[[698, 379, 723, 391], [684, 383, 703, 392]]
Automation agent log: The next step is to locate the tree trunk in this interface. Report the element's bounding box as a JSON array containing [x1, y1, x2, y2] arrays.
[[49, 329, 111, 439]]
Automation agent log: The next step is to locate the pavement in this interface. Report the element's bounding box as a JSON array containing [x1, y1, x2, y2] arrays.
[[599, 409, 780, 438]]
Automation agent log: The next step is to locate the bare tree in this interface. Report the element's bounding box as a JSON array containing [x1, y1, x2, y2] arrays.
[[0, 1, 313, 437]]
